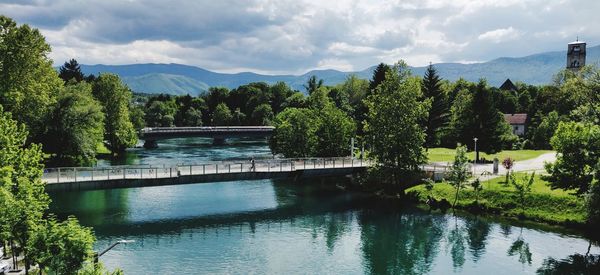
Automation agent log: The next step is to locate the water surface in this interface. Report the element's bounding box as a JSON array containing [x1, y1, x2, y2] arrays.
[[49, 138, 600, 274]]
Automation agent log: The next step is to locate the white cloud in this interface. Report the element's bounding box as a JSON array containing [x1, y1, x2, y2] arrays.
[[316, 58, 354, 71], [1, 0, 599, 73], [478, 27, 522, 43]]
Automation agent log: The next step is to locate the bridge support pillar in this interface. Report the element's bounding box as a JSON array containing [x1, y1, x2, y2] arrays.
[[213, 137, 226, 145], [143, 140, 159, 149]]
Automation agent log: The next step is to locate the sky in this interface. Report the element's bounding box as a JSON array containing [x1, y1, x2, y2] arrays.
[[1, 0, 599, 75]]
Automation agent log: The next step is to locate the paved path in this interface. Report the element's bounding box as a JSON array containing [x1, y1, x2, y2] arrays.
[[433, 152, 557, 180]]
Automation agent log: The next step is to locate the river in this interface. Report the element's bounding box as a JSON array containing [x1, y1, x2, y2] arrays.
[[48, 138, 600, 274]]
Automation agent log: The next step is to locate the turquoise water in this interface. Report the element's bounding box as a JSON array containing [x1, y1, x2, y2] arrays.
[[48, 138, 600, 274]]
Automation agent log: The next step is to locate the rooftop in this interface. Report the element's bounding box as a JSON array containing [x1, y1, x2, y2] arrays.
[[504, 113, 528, 125]]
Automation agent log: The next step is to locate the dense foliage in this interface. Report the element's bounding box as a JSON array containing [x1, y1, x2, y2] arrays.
[[45, 82, 105, 165], [92, 74, 138, 154], [0, 106, 101, 274], [363, 62, 429, 189]]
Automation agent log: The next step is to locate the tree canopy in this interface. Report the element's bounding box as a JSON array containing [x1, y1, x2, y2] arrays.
[[92, 74, 138, 154], [364, 62, 430, 188], [0, 15, 62, 141], [59, 58, 85, 84], [45, 82, 105, 166]]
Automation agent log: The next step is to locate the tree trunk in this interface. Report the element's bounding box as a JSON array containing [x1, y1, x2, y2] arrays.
[[10, 240, 17, 270], [453, 186, 460, 209]]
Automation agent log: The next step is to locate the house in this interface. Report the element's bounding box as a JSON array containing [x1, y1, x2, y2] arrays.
[[499, 78, 517, 91], [504, 113, 528, 136]]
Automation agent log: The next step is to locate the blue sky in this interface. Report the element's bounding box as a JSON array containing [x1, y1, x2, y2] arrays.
[[1, 0, 598, 74]]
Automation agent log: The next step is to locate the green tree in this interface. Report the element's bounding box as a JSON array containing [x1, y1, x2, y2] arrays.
[[307, 86, 331, 110], [0, 16, 63, 141], [368, 63, 391, 92], [50, 217, 95, 274], [545, 121, 600, 195], [304, 75, 324, 95], [450, 79, 513, 161], [251, 103, 274, 126], [364, 62, 430, 189], [231, 108, 246, 126], [59, 58, 85, 84], [173, 96, 205, 126], [145, 100, 177, 127], [182, 107, 203, 126], [129, 105, 146, 131], [0, 106, 49, 273], [270, 108, 319, 157], [212, 103, 233, 125], [282, 92, 307, 109], [92, 74, 137, 154], [531, 111, 563, 149], [45, 82, 105, 166], [510, 172, 535, 216], [270, 82, 294, 113], [449, 144, 470, 209], [29, 216, 96, 274], [422, 64, 449, 148], [332, 74, 368, 116], [315, 104, 356, 157]]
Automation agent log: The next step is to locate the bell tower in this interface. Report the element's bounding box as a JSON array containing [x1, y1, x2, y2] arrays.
[[567, 39, 586, 71]]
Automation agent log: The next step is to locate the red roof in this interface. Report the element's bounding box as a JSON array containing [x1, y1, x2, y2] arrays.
[[504, 113, 528, 125]]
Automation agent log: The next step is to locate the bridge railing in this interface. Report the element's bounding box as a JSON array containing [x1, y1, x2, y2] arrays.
[[42, 157, 367, 184], [140, 126, 275, 134], [42, 158, 452, 184]]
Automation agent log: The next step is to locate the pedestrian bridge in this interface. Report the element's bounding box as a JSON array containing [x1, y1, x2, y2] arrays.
[[43, 158, 450, 192], [139, 126, 274, 148]]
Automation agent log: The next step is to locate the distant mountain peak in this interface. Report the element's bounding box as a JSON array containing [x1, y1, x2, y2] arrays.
[[79, 44, 599, 95]]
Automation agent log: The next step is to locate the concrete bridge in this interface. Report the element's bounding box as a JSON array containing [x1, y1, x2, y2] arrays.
[[43, 158, 450, 192], [139, 126, 274, 148]]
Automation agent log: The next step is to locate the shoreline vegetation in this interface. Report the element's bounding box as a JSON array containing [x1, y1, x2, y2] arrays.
[[407, 172, 587, 228]]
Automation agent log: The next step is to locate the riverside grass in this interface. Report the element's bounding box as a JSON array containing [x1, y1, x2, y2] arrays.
[[408, 172, 586, 226], [426, 148, 552, 163]]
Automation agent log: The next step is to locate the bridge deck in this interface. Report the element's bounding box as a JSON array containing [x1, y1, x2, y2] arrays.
[[43, 158, 451, 191], [139, 126, 274, 140], [43, 158, 366, 184]]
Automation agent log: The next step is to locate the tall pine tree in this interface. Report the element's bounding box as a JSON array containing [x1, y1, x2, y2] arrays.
[[58, 58, 85, 83], [450, 79, 512, 161], [422, 64, 449, 149], [369, 63, 391, 92]]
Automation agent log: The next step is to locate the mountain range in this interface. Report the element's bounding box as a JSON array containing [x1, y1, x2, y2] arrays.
[[79, 44, 600, 95]]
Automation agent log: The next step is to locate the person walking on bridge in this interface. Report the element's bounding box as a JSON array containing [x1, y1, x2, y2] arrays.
[[250, 157, 256, 172]]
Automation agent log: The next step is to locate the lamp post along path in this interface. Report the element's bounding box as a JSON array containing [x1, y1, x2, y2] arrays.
[[473, 137, 478, 176], [94, 240, 135, 265]]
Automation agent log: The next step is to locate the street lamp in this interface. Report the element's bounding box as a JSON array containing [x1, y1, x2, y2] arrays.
[[473, 137, 478, 175], [94, 240, 135, 264]]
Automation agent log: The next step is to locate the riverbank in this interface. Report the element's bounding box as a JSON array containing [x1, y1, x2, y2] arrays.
[[407, 172, 587, 228]]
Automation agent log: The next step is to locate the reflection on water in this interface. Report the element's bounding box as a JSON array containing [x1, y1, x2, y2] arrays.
[[49, 179, 600, 274], [537, 253, 600, 274], [47, 138, 600, 274]]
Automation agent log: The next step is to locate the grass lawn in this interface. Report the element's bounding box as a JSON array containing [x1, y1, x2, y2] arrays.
[[426, 148, 553, 163], [408, 172, 586, 225]]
